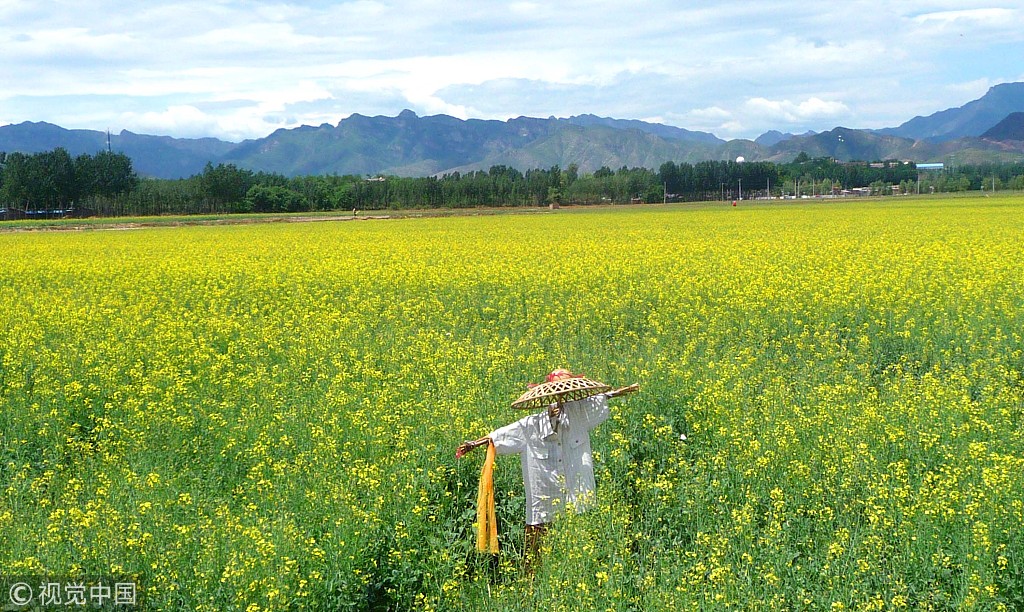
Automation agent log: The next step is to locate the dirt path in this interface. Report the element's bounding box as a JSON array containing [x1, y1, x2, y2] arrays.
[[0, 214, 397, 233], [0, 205, 581, 233]]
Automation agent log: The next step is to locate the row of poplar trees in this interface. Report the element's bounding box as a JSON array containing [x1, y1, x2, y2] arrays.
[[0, 148, 138, 212]]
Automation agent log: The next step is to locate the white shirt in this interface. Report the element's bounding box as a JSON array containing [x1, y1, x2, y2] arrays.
[[489, 394, 610, 526]]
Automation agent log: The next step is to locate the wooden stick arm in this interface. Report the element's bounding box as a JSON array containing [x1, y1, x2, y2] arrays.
[[455, 436, 491, 459], [607, 383, 639, 398], [455, 383, 636, 458]]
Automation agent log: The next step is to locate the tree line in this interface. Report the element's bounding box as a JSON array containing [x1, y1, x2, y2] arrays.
[[2, 147, 1024, 218], [0, 148, 138, 214]]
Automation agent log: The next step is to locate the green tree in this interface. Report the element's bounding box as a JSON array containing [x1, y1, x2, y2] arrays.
[[0, 148, 77, 211], [200, 162, 255, 210], [644, 183, 664, 203], [75, 151, 139, 199], [546, 185, 562, 206], [244, 184, 308, 213], [43, 148, 78, 209], [0, 152, 30, 207], [659, 161, 680, 194], [565, 163, 579, 188]]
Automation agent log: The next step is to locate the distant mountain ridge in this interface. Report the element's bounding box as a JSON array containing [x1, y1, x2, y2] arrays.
[[3, 82, 1024, 179], [561, 114, 723, 145], [981, 112, 1024, 141], [754, 130, 816, 147], [220, 110, 564, 177], [0, 121, 236, 178], [877, 82, 1024, 142]]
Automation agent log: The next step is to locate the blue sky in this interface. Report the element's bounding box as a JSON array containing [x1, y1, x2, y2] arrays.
[[2, 1, 1022, 142]]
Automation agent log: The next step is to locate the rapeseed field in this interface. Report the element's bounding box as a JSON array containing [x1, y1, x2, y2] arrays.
[[1, 197, 1022, 610]]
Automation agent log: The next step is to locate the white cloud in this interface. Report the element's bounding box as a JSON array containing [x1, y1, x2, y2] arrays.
[[946, 78, 998, 98], [216, 80, 333, 110], [509, 2, 543, 16], [903, 6, 1024, 52], [677, 107, 745, 139], [912, 8, 1018, 26], [689, 107, 732, 121], [678, 97, 851, 139], [718, 121, 745, 137], [116, 80, 335, 141], [119, 105, 219, 139], [745, 97, 850, 124]]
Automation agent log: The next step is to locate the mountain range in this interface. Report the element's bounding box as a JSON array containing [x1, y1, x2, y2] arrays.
[[981, 112, 1024, 141], [2, 83, 1024, 179]]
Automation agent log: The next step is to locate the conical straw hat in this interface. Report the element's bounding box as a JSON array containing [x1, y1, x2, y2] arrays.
[[511, 374, 610, 410]]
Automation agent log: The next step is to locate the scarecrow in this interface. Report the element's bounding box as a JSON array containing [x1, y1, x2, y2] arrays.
[[455, 368, 639, 561]]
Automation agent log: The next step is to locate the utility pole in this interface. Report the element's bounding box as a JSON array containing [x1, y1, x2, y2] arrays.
[[738, 178, 742, 201]]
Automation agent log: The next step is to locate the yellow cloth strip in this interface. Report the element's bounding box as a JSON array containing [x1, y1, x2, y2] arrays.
[[476, 441, 499, 554]]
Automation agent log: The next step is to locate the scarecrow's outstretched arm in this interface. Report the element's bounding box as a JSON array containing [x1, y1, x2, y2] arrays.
[[455, 436, 491, 459], [607, 383, 640, 398]]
